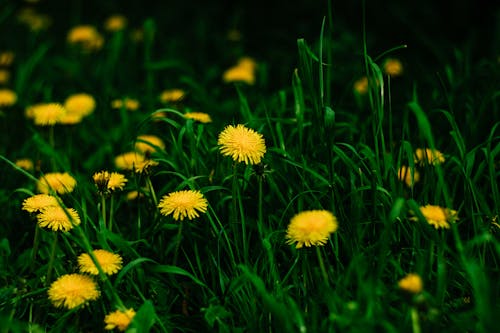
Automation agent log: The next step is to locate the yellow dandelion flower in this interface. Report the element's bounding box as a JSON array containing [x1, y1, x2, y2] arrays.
[[29, 103, 67, 126], [0, 69, 10, 84], [126, 190, 146, 201], [37, 172, 77, 194], [22, 194, 59, 213], [67, 25, 104, 52], [0, 51, 15, 66], [286, 210, 338, 248], [398, 273, 423, 294], [237, 57, 258, 70], [353, 76, 368, 95], [114, 152, 158, 173], [111, 98, 139, 111], [158, 190, 208, 221], [0, 89, 17, 108], [104, 14, 127, 32], [104, 308, 136, 331], [37, 206, 81, 232], [222, 65, 255, 85], [135, 135, 165, 154], [64, 93, 96, 119], [218, 124, 266, 165], [78, 249, 123, 275], [414, 148, 445, 165], [397, 166, 420, 187], [184, 112, 212, 123], [383, 58, 403, 77], [93, 171, 128, 195], [413, 204, 458, 229], [48, 274, 100, 309], [159, 89, 185, 103], [15, 158, 34, 171]]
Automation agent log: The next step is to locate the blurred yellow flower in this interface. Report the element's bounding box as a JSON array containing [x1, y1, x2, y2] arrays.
[[0, 51, 15, 66], [63, 93, 96, 121], [397, 166, 420, 187], [0, 89, 17, 107], [184, 112, 212, 123], [135, 135, 165, 154], [93, 171, 128, 195], [414, 148, 445, 165], [353, 76, 368, 95], [37, 206, 81, 232], [159, 89, 185, 103], [17, 7, 51, 31], [114, 151, 158, 173], [22, 194, 59, 213], [383, 58, 403, 77], [158, 190, 208, 221], [104, 14, 127, 32], [37, 172, 77, 194], [0, 70, 10, 84], [78, 249, 123, 275], [48, 274, 100, 309], [111, 98, 139, 111], [104, 308, 136, 331], [15, 158, 34, 171], [286, 210, 338, 248], [67, 25, 104, 52], [398, 273, 423, 294], [218, 124, 266, 165], [28, 103, 67, 126], [414, 204, 458, 229], [223, 65, 255, 85]]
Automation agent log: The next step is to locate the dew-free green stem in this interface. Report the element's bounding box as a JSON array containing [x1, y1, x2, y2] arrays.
[[316, 246, 329, 286], [45, 233, 58, 285], [410, 306, 421, 333], [173, 220, 184, 266], [30, 226, 40, 272], [101, 194, 107, 230]]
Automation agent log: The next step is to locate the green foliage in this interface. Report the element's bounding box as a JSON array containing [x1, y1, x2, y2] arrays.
[[0, 0, 499, 332]]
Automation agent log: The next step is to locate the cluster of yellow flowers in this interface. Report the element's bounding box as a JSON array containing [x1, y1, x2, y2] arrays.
[[114, 134, 165, 174], [67, 25, 104, 52], [25, 93, 96, 126], [397, 148, 446, 188]]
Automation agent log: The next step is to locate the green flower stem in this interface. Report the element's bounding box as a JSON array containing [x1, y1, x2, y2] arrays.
[[173, 220, 184, 266], [109, 196, 115, 232], [146, 175, 158, 207], [45, 233, 58, 286], [101, 194, 107, 230], [30, 225, 40, 272], [410, 306, 421, 333], [316, 246, 329, 286], [232, 162, 247, 263]]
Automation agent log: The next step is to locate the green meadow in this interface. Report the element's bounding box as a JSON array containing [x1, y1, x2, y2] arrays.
[[0, 0, 499, 332]]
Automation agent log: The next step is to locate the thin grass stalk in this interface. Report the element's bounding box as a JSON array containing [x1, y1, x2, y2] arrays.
[[108, 196, 115, 232], [45, 233, 58, 286], [410, 306, 421, 333], [100, 195, 107, 230], [173, 221, 184, 266], [30, 226, 40, 272], [315, 247, 329, 286]]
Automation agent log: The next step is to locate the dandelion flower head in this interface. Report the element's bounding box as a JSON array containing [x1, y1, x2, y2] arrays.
[[397, 166, 420, 187], [135, 135, 165, 154], [104, 308, 136, 331], [184, 112, 212, 123], [398, 273, 423, 294], [383, 58, 403, 77], [37, 172, 77, 194], [93, 171, 128, 195], [353, 76, 368, 95], [67, 25, 104, 52], [48, 274, 100, 309], [222, 65, 255, 85], [415, 204, 458, 229], [0, 89, 17, 107], [78, 249, 123, 275], [0, 51, 15, 66], [158, 190, 208, 221], [159, 89, 185, 103], [0, 70, 10, 84], [218, 124, 266, 165], [414, 148, 445, 165], [28, 103, 67, 126], [111, 98, 139, 111], [22, 194, 59, 213], [104, 14, 128, 32], [15, 158, 34, 171], [63, 93, 96, 120], [114, 151, 158, 173], [286, 210, 338, 248], [37, 206, 81, 232]]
